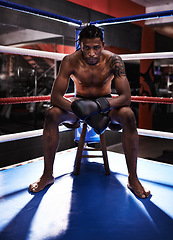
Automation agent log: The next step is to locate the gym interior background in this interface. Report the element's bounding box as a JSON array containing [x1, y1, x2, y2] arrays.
[[0, 0, 173, 167]]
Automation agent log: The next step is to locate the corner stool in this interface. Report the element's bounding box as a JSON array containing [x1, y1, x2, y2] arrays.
[[74, 122, 110, 175]]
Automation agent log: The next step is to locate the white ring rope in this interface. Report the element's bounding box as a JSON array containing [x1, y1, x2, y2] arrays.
[[137, 129, 173, 140], [0, 45, 66, 60], [120, 52, 173, 61], [0, 45, 173, 61], [0, 127, 172, 143], [0, 125, 70, 143]]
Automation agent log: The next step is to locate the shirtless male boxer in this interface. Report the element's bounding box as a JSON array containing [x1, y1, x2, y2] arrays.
[[29, 25, 150, 198]]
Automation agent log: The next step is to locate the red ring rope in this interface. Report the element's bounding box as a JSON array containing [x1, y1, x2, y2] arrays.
[[131, 96, 173, 104], [0, 94, 172, 105], [0, 95, 51, 105]]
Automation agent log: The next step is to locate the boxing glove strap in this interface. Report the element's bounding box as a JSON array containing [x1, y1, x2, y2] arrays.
[[95, 97, 110, 115]]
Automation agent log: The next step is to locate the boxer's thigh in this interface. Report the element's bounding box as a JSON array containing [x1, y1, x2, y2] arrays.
[[45, 105, 78, 126]]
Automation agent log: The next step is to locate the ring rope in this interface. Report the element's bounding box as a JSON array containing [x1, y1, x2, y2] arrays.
[[90, 9, 173, 26], [0, 45, 172, 61], [0, 125, 71, 143], [0, 45, 66, 60], [137, 129, 173, 140], [130, 96, 173, 105], [0, 126, 172, 144], [0, 94, 172, 142], [0, 94, 172, 105], [0, 0, 82, 26], [0, 0, 172, 28], [120, 52, 173, 61]]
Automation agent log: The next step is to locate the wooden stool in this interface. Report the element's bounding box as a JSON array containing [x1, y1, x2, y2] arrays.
[[74, 122, 110, 175]]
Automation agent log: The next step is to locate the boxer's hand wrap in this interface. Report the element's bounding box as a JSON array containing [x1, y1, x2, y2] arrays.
[[71, 97, 110, 134]]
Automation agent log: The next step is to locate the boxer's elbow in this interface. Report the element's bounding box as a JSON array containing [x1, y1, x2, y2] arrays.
[[126, 95, 131, 106], [50, 95, 61, 107], [122, 93, 131, 107]]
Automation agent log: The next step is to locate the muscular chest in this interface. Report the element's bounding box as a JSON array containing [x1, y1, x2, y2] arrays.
[[73, 63, 111, 86]]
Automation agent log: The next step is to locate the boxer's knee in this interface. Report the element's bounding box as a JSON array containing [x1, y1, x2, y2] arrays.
[[120, 107, 136, 128], [45, 106, 64, 125]]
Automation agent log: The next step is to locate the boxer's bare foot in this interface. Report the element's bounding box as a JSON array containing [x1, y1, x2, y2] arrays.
[[127, 175, 150, 199], [29, 174, 55, 193]]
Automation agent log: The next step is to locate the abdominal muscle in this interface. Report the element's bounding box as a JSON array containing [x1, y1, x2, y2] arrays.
[[76, 87, 110, 98]]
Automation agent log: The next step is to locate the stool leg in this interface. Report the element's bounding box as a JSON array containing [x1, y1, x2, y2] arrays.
[[74, 122, 87, 175], [100, 133, 110, 175]]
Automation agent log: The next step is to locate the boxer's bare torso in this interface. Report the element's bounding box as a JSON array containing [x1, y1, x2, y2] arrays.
[[51, 37, 130, 112]]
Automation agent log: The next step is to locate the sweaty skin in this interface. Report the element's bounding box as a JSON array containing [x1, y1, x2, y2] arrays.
[[29, 38, 150, 198]]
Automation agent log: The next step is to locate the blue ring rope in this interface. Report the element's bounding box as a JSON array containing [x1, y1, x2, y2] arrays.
[[90, 10, 173, 26], [0, 1, 172, 29], [0, 0, 82, 26]]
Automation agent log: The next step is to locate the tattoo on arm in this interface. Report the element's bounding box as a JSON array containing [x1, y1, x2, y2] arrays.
[[108, 55, 126, 78]]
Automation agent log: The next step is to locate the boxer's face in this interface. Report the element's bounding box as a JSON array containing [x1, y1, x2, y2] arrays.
[[80, 38, 104, 65]]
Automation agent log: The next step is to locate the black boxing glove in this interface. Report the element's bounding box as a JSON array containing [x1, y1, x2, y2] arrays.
[[71, 97, 110, 120], [86, 112, 110, 135], [95, 97, 110, 115]]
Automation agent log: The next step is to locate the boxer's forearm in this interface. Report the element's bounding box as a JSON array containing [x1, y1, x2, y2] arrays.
[[50, 94, 74, 114]]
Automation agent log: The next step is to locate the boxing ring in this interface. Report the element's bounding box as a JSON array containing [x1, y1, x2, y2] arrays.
[[0, 1, 173, 240]]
